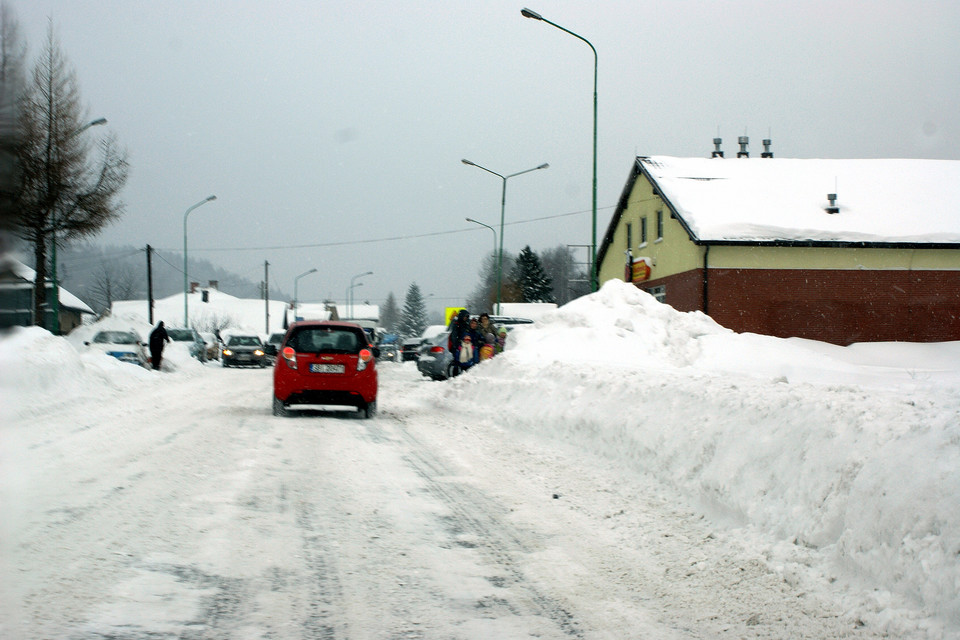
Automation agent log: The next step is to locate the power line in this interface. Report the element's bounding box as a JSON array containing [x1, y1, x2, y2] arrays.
[[153, 205, 614, 254]]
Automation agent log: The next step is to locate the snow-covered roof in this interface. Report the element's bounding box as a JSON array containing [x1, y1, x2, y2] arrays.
[[635, 156, 960, 245], [0, 255, 94, 314], [112, 289, 290, 334]]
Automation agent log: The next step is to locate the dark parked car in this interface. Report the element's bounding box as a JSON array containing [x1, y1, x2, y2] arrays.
[[263, 332, 285, 362], [377, 333, 399, 362], [221, 334, 267, 367], [401, 337, 423, 361], [167, 327, 207, 362], [416, 330, 454, 380], [272, 321, 379, 418]]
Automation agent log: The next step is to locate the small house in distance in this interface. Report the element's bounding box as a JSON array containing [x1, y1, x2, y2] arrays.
[[597, 154, 960, 345]]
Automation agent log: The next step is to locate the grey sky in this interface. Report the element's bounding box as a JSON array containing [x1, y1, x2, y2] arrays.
[[12, 0, 960, 315]]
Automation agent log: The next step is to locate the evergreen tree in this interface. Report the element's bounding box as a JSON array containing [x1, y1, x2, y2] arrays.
[[508, 245, 554, 303], [397, 282, 427, 338], [380, 292, 399, 332]]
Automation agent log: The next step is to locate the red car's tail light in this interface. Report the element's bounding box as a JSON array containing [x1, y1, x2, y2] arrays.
[[429, 346, 444, 353], [357, 348, 373, 371], [281, 346, 297, 369]]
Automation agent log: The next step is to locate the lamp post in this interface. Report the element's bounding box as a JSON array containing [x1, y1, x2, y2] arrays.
[[348, 271, 373, 320], [50, 118, 108, 334], [461, 159, 548, 315], [521, 8, 598, 291], [465, 217, 498, 311], [293, 267, 318, 321], [182, 195, 217, 326]]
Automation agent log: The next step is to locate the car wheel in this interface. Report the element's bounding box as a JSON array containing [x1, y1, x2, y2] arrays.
[[444, 362, 456, 380], [272, 396, 289, 417], [363, 400, 377, 419]]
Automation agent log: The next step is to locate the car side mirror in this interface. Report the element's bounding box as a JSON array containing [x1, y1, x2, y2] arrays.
[[372, 346, 380, 358]]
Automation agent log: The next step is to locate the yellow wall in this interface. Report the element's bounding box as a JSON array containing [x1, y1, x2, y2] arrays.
[[599, 171, 960, 283], [598, 174, 702, 284]]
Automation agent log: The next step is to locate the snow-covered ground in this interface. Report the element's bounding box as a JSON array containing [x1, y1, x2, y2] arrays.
[[2, 280, 958, 638]]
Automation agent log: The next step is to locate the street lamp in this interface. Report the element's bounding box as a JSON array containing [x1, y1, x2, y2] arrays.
[[461, 158, 548, 315], [348, 271, 373, 320], [293, 267, 318, 321], [50, 118, 108, 334], [465, 217, 497, 309], [522, 8, 599, 291], [182, 195, 217, 326]]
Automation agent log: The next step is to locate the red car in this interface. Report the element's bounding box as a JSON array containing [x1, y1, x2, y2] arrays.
[[272, 321, 379, 418]]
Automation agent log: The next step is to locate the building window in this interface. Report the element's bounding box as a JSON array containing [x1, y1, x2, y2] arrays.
[[640, 217, 647, 246], [626, 222, 632, 251], [647, 285, 666, 303], [656, 210, 664, 241]]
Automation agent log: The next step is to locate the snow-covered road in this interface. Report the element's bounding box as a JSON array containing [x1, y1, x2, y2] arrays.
[[4, 361, 880, 639]]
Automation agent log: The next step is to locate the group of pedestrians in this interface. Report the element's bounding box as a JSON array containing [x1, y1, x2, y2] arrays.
[[447, 310, 507, 376]]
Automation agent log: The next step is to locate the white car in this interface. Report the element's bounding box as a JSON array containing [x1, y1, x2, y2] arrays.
[[84, 330, 148, 367]]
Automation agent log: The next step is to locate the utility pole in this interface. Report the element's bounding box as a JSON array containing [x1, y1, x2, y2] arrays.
[[146, 244, 154, 325], [264, 260, 270, 334]]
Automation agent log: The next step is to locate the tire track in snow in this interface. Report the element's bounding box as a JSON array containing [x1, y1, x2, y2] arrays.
[[395, 423, 585, 638]]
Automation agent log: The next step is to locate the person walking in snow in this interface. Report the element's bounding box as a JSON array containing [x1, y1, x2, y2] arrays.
[[448, 309, 472, 376], [149, 321, 171, 370]]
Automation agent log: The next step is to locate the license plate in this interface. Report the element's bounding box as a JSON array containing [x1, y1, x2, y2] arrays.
[[310, 363, 345, 373]]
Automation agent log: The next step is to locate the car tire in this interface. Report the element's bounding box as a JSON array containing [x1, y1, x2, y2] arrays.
[[444, 362, 456, 380], [363, 400, 377, 419], [272, 396, 289, 417]]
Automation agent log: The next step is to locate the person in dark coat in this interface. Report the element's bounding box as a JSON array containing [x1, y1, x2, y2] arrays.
[[149, 321, 171, 370], [447, 309, 471, 377]]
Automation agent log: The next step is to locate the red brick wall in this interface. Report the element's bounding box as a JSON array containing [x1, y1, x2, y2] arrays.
[[639, 268, 960, 345]]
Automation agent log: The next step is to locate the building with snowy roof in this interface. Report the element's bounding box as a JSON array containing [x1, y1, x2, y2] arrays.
[[597, 155, 960, 345], [0, 255, 95, 333]]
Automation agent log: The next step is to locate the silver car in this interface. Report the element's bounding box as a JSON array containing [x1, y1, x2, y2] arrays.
[[416, 330, 454, 380]]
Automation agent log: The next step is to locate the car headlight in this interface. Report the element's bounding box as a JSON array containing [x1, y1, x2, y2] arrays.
[[254, 349, 264, 356], [222, 348, 233, 356]]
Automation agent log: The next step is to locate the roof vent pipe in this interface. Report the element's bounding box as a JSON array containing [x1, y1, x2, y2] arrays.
[[737, 136, 749, 158], [711, 137, 724, 158], [761, 138, 773, 158], [826, 193, 839, 214]]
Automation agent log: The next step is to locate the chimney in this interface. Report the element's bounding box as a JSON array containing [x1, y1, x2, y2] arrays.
[[208, 280, 219, 290], [761, 138, 773, 158], [826, 193, 839, 214], [190, 281, 199, 293], [737, 136, 749, 158], [711, 137, 724, 158]]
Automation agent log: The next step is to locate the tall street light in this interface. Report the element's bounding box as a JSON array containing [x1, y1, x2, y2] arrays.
[[462, 159, 548, 315], [348, 271, 373, 320], [465, 217, 497, 310], [293, 267, 318, 321], [182, 195, 217, 326], [50, 118, 108, 334], [521, 8, 599, 292]]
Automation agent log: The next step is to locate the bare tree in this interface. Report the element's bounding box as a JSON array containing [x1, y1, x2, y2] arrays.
[[541, 245, 590, 306], [87, 261, 137, 314], [14, 20, 128, 326]]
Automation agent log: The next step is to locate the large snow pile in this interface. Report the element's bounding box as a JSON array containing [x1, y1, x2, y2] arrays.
[[439, 280, 960, 635]]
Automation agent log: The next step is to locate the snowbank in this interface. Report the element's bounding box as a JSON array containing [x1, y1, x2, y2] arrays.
[[441, 280, 960, 635]]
